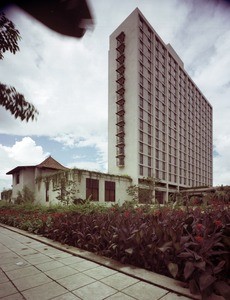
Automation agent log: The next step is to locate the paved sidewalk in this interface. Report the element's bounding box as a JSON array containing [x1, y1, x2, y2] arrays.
[[0, 225, 198, 300]]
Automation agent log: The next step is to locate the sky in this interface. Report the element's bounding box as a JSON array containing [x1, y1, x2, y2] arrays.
[[0, 0, 230, 192]]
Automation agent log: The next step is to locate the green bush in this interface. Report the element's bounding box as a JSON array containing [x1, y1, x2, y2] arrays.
[[15, 186, 34, 204]]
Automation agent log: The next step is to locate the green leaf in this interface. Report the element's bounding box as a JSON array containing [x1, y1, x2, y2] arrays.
[[167, 262, 178, 278]]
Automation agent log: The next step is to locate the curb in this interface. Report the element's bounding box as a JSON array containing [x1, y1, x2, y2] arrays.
[[0, 223, 200, 300]]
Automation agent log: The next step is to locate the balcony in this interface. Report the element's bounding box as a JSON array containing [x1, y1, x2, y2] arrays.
[[116, 65, 125, 75], [116, 43, 125, 54], [116, 31, 125, 43], [116, 97, 125, 106], [116, 137, 125, 146], [116, 116, 125, 126], [117, 157, 125, 167], [116, 127, 125, 137], [116, 54, 125, 64], [116, 153, 125, 158], [116, 74, 125, 85], [116, 86, 125, 95], [116, 106, 125, 116]]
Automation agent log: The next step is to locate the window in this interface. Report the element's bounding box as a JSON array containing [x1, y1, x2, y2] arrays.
[[105, 181, 115, 202], [86, 178, 99, 201], [16, 173, 20, 185], [148, 157, 151, 166], [139, 165, 143, 176], [148, 135, 151, 145], [140, 154, 143, 164], [140, 109, 143, 119], [140, 131, 143, 141], [140, 142, 143, 153], [140, 97, 143, 107], [140, 119, 144, 130], [45, 181, 49, 202], [148, 168, 152, 177], [148, 146, 151, 155]]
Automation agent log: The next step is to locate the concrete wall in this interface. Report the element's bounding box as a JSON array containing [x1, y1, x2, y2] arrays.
[[11, 168, 35, 202], [34, 169, 133, 206]]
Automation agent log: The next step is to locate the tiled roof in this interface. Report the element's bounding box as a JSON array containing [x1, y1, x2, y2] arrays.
[[36, 156, 68, 171], [6, 156, 68, 175]]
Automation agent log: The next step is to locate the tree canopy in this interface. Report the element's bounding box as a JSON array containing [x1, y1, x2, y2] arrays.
[[0, 12, 38, 121]]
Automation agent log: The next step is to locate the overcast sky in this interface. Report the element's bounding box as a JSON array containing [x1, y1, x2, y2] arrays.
[[0, 0, 230, 191]]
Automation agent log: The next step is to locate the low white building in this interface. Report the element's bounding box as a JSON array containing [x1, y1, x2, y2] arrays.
[[6, 156, 133, 205]]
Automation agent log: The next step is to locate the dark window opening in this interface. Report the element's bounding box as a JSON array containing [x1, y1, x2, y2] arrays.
[[105, 181, 115, 202], [86, 178, 99, 201], [45, 181, 49, 202], [16, 173, 20, 185]]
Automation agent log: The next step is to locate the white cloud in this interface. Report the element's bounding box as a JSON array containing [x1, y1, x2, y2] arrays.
[[213, 135, 230, 186], [0, 137, 49, 191]]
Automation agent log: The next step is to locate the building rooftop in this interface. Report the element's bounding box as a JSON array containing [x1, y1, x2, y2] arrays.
[[6, 156, 68, 175]]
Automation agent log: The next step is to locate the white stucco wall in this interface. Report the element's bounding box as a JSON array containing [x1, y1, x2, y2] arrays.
[[34, 169, 133, 206], [11, 168, 35, 202]]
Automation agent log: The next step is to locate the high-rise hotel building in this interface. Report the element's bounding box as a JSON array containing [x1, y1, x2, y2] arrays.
[[108, 8, 213, 202]]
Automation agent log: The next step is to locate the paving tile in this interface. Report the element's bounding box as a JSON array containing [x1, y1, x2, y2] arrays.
[[22, 281, 67, 300], [0, 245, 9, 253], [0, 256, 22, 266], [45, 266, 79, 280], [0, 269, 9, 284], [14, 248, 38, 256], [0, 281, 18, 298], [0, 260, 30, 272], [47, 252, 73, 259], [0, 292, 25, 300], [101, 273, 139, 290], [71, 260, 99, 271], [83, 265, 117, 280], [0, 252, 20, 259], [123, 281, 168, 300], [106, 292, 136, 300], [6, 265, 40, 280], [36, 260, 65, 271], [52, 292, 82, 299], [22, 253, 52, 265], [12, 272, 52, 291], [58, 256, 84, 265], [161, 292, 191, 300], [73, 281, 117, 300], [57, 273, 95, 291]]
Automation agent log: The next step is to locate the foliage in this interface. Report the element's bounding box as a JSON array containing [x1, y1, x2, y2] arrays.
[[1, 188, 12, 201], [0, 202, 229, 299], [127, 177, 162, 204], [0, 12, 20, 59], [15, 186, 35, 204], [55, 175, 77, 205], [0, 12, 38, 121]]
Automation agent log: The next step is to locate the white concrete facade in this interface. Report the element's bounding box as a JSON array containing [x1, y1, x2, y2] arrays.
[[35, 169, 132, 206], [108, 8, 213, 202], [7, 163, 132, 205]]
